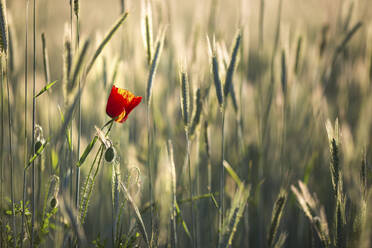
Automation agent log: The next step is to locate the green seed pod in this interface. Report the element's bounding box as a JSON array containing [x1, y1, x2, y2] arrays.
[[105, 147, 116, 163], [35, 140, 43, 153], [50, 197, 58, 208]]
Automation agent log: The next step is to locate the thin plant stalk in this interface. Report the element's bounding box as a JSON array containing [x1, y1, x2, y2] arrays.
[[75, 5, 81, 212], [31, 0, 36, 245], [20, 1, 29, 246], [4, 57, 15, 248], [0, 54, 3, 248], [186, 129, 196, 248], [80, 146, 104, 224], [167, 140, 177, 248], [146, 105, 154, 240], [145, 28, 166, 242], [259, 0, 264, 50], [210, 43, 225, 244], [180, 68, 195, 247], [20, 168, 27, 247], [79, 120, 113, 223], [70, 0, 73, 42], [79, 121, 114, 225], [219, 108, 225, 241], [69, 1, 74, 215], [195, 130, 201, 248], [78, 145, 102, 214]]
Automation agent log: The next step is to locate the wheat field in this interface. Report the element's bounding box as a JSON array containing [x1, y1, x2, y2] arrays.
[[0, 0, 371, 247]]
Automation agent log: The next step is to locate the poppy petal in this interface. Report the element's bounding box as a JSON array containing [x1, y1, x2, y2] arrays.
[[105, 85, 142, 123]]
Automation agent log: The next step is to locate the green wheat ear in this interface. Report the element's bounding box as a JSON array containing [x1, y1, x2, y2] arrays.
[[294, 35, 302, 75], [63, 28, 72, 102], [0, 0, 8, 54], [146, 26, 166, 106], [189, 88, 203, 137], [267, 189, 287, 248], [223, 29, 241, 98], [73, 0, 79, 18], [208, 36, 224, 107], [66, 39, 90, 102], [219, 183, 251, 248], [179, 67, 190, 128], [141, 0, 153, 66]]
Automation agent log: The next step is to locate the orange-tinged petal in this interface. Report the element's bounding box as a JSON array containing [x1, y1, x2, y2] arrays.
[[106, 85, 142, 123]]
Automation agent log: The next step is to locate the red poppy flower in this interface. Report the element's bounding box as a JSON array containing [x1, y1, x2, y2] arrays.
[[106, 85, 142, 123]]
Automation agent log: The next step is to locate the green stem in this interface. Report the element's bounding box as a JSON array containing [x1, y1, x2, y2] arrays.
[[0, 58, 3, 248], [31, 0, 37, 245], [79, 120, 113, 217], [5, 57, 16, 248], [218, 108, 225, 243], [75, 13, 81, 213], [146, 105, 154, 242], [20, 1, 29, 245], [186, 129, 196, 248], [81, 146, 104, 224], [79, 145, 102, 213]]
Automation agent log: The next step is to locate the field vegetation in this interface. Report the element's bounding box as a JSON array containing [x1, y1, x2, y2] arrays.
[[0, 0, 371, 247]]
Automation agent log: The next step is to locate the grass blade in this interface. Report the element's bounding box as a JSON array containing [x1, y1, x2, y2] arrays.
[[77, 136, 98, 167], [86, 12, 128, 75], [26, 139, 48, 168], [141, 0, 153, 65], [223, 160, 242, 187], [119, 181, 150, 247], [146, 27, 166, 105], [34, 80, 57, 98], [175, 200, 192, 241]]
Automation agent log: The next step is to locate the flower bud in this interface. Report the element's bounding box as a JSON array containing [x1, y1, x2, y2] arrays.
[[50, 197, 58, 208], [105, 147, 116, 163], [35, 140, 43, 153]]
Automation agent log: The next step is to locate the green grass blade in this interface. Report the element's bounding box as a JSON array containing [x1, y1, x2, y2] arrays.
[[26, 140, 49, 168], [34, 80, 57, 98], [76, 136, 98, 167], [175, 200, 192, 241], [57, 106, 72, 151], [86, 12, 129, 75], [223, 160, 242, 187], [119, 181, 150, 247]]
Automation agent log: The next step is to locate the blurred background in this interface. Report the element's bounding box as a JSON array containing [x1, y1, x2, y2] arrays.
[[2, 0, 372, 247]]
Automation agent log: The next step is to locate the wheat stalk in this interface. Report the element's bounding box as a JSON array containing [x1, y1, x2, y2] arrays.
[[167, 140, 177, 248]]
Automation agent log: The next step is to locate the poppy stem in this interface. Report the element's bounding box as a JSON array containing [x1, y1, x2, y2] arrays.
[[103, 118, 115, 129], [105, 120, 114, 135]]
